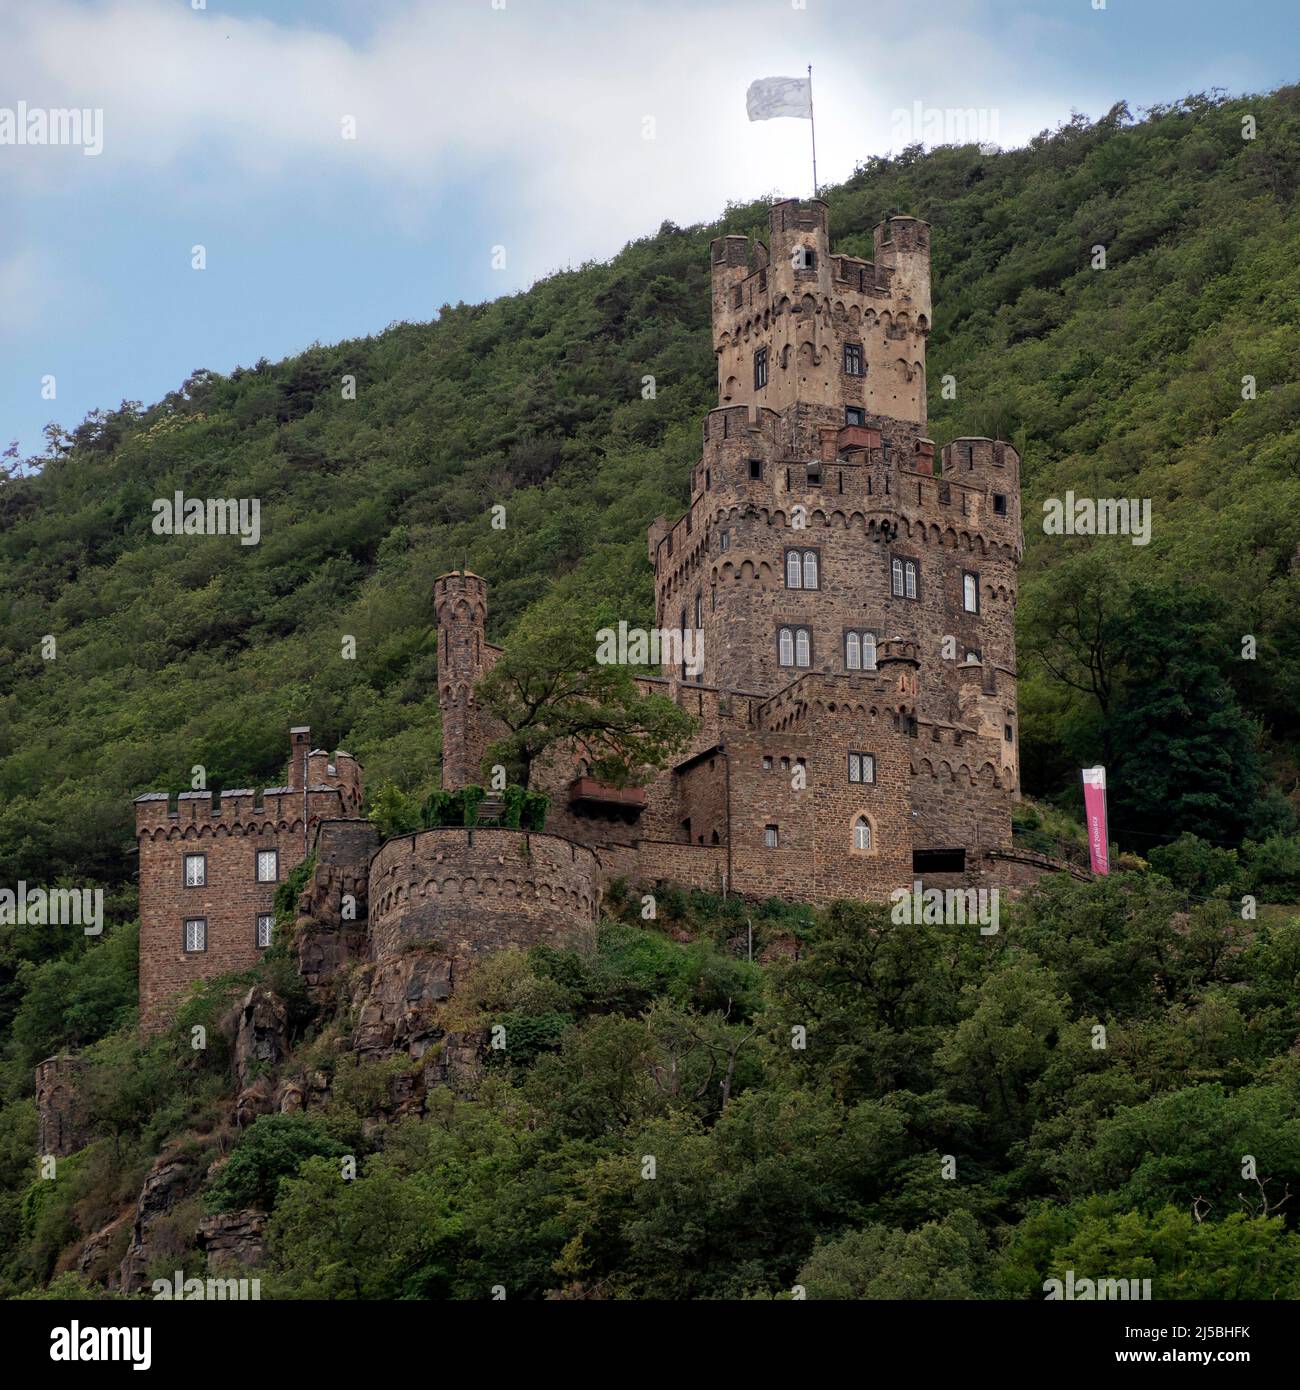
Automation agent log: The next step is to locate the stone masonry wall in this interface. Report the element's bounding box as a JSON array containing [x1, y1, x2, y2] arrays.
[[368, 828, 599, 973], [135, 732, 365, 1036], [35, 1056, 86, 1158]]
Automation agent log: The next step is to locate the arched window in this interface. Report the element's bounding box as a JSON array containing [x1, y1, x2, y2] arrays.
[[779, 627, 794, 666], [845, 630, 876, 671], [803, 550, 818, 589], [795, 628, 810, 667], [892, 557, 919, 600], [854, 816, 872, 852], [786, 551, 802, 588]]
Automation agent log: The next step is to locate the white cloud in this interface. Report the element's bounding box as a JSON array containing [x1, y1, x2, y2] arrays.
[[0, 0, 1097, 288]]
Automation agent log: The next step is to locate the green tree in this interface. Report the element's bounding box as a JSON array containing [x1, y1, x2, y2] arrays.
[[1009, 1204, 1300, 1300], [1106, 583, 1275, 846], [764, 900, 968, 1101], [936, 957, 1069, 1142], [204, 1115, 348, 1213], [10, 924, 138, 1068], [796, 1211, 989, 1299], [476, 597, 696, 790]]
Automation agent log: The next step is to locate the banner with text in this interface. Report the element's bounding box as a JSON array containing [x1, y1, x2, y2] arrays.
[[1081, 765, 1110, 875]]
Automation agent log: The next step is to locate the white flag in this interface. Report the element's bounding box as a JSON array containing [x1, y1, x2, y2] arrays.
[[746, 76, 812, 122]]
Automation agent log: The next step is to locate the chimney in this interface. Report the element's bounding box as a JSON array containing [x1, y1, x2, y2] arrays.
[[288, 727, 311, 791]]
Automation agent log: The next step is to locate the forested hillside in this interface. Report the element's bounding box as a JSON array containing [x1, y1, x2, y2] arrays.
[[2, 86, 1300, 1299], [3, 87, 1300, 903]]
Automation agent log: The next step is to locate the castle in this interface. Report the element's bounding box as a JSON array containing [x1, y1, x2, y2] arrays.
[[134, 200, 1061, 1037]]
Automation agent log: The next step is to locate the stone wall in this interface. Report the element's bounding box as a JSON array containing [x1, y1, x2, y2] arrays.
[[368, 827, 599, 970], [35, 1056, 86, 1158], [294, 819, 377, 998]]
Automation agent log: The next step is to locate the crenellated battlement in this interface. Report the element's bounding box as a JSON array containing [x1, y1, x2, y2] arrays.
[[133, 198, 1042, 1044], [756, 669, 912, 731], [134, 727, 366, 1035], [700, 404, 782, 446], [710, 201, 932, 426], [433, 568, 488, 619], [133, 786, 353, 840], [134, 729, 363, 838], [942, 436, 1020, 487], [710, 204, 931, 320]]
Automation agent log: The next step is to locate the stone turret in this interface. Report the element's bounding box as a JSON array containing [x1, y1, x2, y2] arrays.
[[709, 199, 931, 425], [434, 570, 490, 789]]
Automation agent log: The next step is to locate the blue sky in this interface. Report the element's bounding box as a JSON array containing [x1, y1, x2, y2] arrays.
[[2, 0, 1297, 460]]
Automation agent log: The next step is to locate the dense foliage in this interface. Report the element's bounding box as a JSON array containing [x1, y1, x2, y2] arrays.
[[3, 875, 1300, 1299], [2, 87, 1300, 1298], [2, 89, 1298, 923]]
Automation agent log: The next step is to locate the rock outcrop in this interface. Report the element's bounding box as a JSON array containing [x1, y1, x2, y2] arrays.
[[353, 951, 453, 1057], [294, 821, 376, 1001], [197, 1208, 268, 1271], [77, 1212, 131, 1287], [225, 985, 289, 1092], [118, 1148, 200, 1293], [424, 1030, 488, 1097]]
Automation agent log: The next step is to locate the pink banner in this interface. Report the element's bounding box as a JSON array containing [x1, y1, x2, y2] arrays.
[[1081, 766, 1109, 875]]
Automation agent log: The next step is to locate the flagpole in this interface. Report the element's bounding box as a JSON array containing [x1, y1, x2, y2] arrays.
[[808, 64, 818, 198]]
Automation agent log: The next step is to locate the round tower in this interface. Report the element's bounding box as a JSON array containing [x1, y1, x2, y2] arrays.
[[434, 570, 489, 790]]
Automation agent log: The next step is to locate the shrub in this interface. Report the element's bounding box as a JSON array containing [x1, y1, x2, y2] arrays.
[[10, 924, 139, 1069], [1243, 835, 1300, 903], [420, 789, 456, 828], [501, 784, 525, 829], [461, 785, 485, 826], [368, 783, 421, 839], [203, 1114, 347, 1214], [1148, 832, 1241, 897]]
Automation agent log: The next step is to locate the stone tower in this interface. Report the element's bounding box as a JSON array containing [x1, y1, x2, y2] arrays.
[[711, 200, 931, 425], [652, 198, 1022, 817], [134, 728, 364, 1036], [434, 570, 491, 789]]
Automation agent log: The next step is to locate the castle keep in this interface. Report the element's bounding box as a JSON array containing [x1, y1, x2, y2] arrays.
[[437, 201, 1026, 901], [135, 200, 1052, 1035]]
